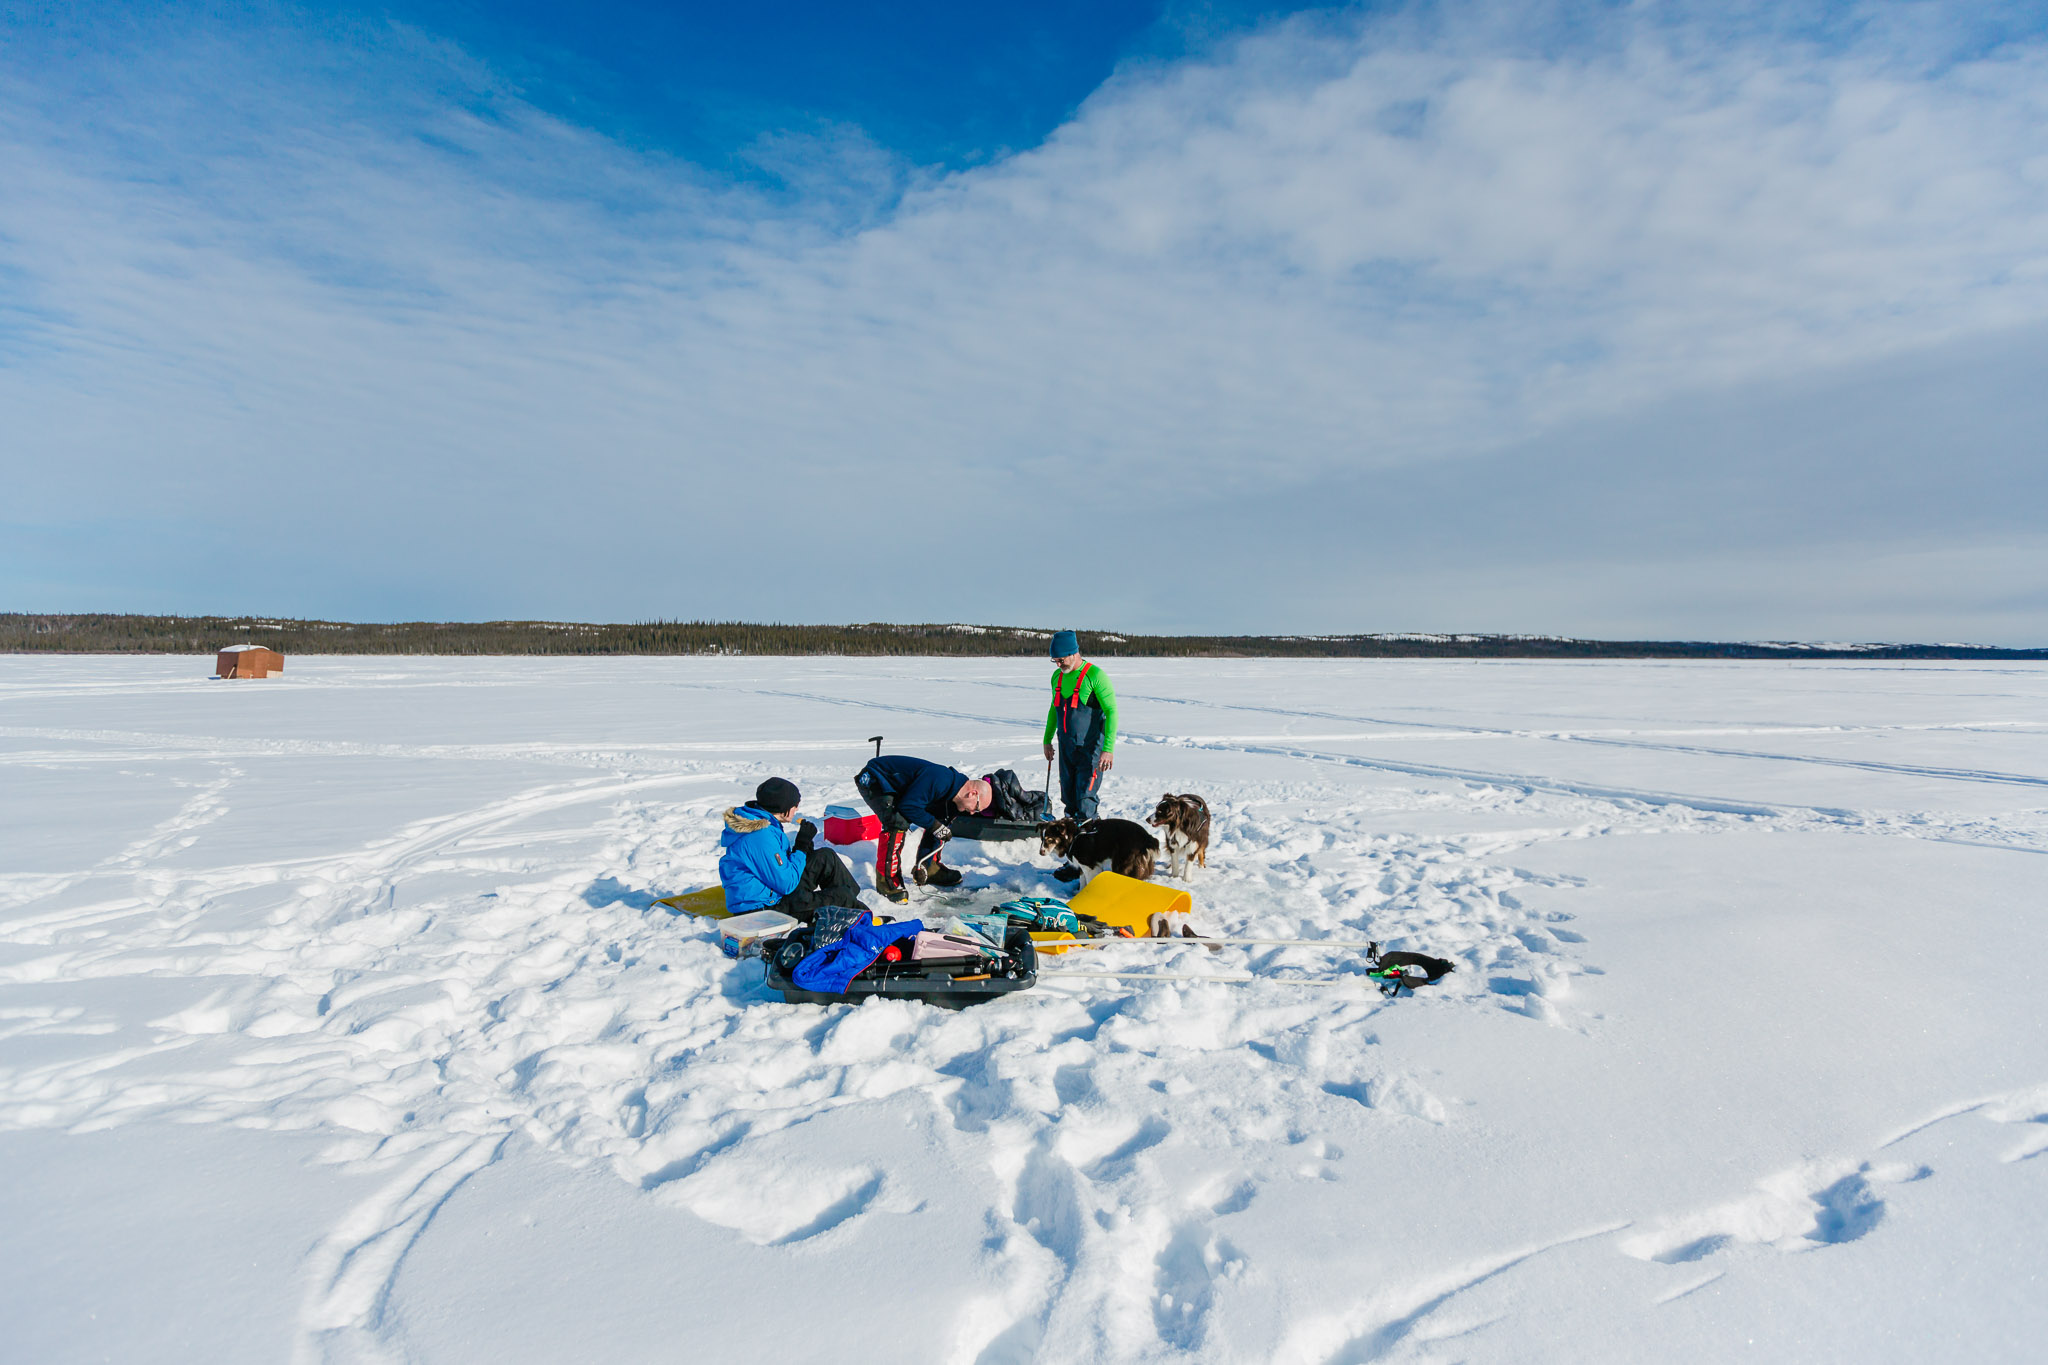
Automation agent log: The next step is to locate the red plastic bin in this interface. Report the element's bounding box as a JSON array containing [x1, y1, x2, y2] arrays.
[[823, 803, 881, 845]]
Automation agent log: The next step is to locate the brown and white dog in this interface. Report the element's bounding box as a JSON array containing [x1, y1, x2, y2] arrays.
[[1038, 817, 1158, 885], [1147, 793, 1211, 877]]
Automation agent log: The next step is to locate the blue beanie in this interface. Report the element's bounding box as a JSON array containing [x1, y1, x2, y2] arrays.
[[1050, 630, 1079, 658]]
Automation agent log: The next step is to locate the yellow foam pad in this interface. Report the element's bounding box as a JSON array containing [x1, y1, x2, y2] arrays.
[[1067, 871, 1192, 937], [653, 886, 731, 920]]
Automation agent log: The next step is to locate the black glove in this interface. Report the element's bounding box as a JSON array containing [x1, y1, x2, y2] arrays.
[[793, 819, 817, 852], [930, 822, 952, 843]]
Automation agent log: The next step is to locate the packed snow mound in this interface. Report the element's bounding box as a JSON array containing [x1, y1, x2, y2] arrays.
[[2, 656, 2047, 1364]]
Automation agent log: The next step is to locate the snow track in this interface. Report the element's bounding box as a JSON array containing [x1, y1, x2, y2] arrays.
[[3, 656, 2046, 1363]]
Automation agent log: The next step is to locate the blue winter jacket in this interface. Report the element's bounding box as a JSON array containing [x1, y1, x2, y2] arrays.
[[862, 755, 968, 831], [719, 805, 804, 913], [792, 912, 925, 994]]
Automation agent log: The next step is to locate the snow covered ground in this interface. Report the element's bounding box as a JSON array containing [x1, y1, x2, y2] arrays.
[[3, 654, 2045, 1365]]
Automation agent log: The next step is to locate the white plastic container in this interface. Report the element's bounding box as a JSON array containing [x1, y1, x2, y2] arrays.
[[717, 909, 801, 958]]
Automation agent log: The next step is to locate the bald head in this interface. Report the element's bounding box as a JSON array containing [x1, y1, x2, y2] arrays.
[[953, 779, 993, 814]]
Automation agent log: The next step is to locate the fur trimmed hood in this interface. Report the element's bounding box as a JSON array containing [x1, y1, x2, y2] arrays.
[[724, 806, 774, 834]]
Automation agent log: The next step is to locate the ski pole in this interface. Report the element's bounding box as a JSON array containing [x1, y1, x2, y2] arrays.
[[1038, 970, 1371, 987], [1030, 935, 1385, 950], [1040, 969, 1253, 982]]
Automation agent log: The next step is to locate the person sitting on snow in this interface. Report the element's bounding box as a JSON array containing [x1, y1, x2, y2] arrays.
[[853, 755, 993, 903], [719, 777, 863, 923]]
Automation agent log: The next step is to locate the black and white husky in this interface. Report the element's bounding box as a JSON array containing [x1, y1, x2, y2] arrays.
[[1037, 817, 1158, 886]]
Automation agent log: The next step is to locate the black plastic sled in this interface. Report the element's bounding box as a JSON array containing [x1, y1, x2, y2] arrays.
[[945, 814, 1044, 844], [764, 922, 1039, 1009]]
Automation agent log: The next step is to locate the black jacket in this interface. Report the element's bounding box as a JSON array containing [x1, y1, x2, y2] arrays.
[[983, 768, 1048, 822]]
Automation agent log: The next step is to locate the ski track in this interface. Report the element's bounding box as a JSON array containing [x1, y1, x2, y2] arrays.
[[630, 682, 2048, 855], [3, 659, 2046, 1361], [1269, 1087, 2048, 1363]]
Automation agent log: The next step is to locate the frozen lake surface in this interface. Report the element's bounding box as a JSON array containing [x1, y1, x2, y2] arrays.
[[2, 655, 2045, 1364]]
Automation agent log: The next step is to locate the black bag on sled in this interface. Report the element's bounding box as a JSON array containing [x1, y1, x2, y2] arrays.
[[982, 768, 1049, 823]]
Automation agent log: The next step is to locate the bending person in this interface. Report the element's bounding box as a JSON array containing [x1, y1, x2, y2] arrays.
[[854, 755, 993, 903], [719, 777, 863, 923]]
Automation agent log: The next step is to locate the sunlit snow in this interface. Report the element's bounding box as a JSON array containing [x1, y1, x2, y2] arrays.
[[3, 656, 2045, 1363]]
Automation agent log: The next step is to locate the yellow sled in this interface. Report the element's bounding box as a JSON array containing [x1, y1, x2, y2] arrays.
[[1068, 872, 1192, 937], [652, 886, 731, 920]]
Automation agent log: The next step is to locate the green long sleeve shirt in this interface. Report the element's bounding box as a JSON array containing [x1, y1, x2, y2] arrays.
[[1044, 663, 1117, 752]]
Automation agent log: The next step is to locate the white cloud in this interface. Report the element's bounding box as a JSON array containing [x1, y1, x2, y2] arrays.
[[2, 2, 2045, 636]]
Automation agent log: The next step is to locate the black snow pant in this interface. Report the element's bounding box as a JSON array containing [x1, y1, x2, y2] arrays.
[[855, 763, 914, 834], [767, 848, 863, 924]]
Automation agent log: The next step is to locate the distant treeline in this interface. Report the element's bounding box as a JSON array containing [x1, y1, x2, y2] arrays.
[[3, 614, 2043, 660]]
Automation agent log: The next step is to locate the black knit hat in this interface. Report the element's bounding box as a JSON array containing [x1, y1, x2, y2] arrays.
[[753, 777, 801, 814]]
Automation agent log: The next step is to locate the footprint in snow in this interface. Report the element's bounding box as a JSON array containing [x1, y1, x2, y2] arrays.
[[1620, 1160, 1930, 1265], [1152, 1222, 1244, 1350]]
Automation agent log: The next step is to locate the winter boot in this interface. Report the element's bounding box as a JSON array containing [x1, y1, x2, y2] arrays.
[[911, 835, 963, 889], [914, 856, 963, 889], [917, 826, 962, 892], [874, 829, 909, 904]]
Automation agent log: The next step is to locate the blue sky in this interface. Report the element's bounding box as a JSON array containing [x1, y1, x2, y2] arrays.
[[3, 0, 2046, 642], [380, 0, 1215, 170]]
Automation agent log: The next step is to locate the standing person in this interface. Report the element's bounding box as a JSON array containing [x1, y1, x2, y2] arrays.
[[854, 755, 994, 903], [718, 777, 863, 923], [1042, 630, 1117, 881]]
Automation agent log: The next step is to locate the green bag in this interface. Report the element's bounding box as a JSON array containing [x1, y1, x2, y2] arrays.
[[993, 896, 1080, 936]]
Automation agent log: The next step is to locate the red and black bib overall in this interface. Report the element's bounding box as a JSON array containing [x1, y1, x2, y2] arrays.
[[1053, 664, 1106, 822]]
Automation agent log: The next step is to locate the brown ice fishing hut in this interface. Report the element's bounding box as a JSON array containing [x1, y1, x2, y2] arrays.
[[216, 644, 284, 679]]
